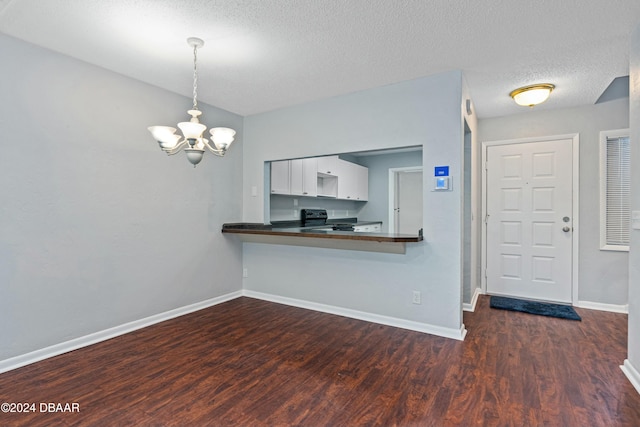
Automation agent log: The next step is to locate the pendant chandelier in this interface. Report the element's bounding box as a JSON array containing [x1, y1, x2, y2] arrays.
[[148, 37, 236, 167]]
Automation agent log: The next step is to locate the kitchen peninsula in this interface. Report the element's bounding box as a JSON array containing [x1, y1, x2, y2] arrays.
[[222, 222, 423, 254]]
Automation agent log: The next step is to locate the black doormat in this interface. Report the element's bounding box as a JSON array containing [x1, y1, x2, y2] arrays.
[[490, 296, 581, 321]]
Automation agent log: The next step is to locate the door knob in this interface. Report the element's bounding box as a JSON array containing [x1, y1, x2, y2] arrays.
[[562, 226, 571, 232]]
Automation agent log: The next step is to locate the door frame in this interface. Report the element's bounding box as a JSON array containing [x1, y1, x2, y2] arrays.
[[481, 134, 580, 305], [388, 166, 423, 234]]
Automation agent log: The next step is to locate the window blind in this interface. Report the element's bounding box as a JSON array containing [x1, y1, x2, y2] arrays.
[[605, 135, 630, 246]]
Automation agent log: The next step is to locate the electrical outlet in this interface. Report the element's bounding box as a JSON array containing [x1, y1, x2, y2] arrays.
[[242, 268, 248, 278], [293, 209, 298, 218], [412, 291, 421, 304], [293, 198, 298, 207]]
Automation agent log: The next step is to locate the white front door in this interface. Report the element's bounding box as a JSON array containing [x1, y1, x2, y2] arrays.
[[486, 139, 573, 303]]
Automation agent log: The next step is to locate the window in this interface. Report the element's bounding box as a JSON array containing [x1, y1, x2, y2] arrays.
[[600, 129, 630, 251]]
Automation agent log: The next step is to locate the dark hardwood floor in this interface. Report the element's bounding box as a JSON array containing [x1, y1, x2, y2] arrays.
[[0, 295, 639, 426]]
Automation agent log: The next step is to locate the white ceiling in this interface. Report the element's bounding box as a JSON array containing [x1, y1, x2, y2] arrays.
[[1, 0, 639, 118]]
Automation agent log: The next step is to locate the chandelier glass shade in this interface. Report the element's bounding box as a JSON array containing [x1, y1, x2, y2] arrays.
[[148, 37, 236, 167], [509, 83, 555, 107]]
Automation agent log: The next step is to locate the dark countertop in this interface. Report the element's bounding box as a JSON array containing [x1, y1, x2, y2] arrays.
[[222, 223, 422, 243], [270, 218, 382, 229]]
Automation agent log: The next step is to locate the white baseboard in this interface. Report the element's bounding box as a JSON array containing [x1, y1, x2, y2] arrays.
[[0, 291, 243, 375], [463, 287, 483, 312], [621, 359, 640, 395], [577, 300, 629, 314], [243, 290, 467, 341]]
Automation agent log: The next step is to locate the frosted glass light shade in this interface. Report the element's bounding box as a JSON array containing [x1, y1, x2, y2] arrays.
[[510, 84, 555, 107], [184, 148, 204, 166], [210, 127, 236, 149], [158, 134, 181, 149], [177, 121, 206, 139], [148, 126, 177, 143]]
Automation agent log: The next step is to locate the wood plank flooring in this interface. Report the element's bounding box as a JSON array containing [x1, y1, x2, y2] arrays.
[[0, 295, 639, 426]]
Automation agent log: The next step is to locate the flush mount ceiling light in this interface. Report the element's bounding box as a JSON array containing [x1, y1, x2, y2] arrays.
[[148, 37, 236, 167], [509, 83, 555, 107]]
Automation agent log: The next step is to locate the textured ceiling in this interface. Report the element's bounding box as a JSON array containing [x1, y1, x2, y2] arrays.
[[1, 0, 639, 118]]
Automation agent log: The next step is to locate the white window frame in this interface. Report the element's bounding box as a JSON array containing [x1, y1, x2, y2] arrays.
[[599, 128, 630, 251]]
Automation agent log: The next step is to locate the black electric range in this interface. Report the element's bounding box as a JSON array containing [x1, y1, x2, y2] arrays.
[[300, 209, 355, 231]]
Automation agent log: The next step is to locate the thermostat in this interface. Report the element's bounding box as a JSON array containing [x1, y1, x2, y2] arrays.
[[434, 176, 451, 191]]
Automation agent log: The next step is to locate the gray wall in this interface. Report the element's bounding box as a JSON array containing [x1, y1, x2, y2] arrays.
[[478, 98, 629, 306], [241, 72, 469, 336], [0, 34, 244, 361], [626, 24, 640, 388]]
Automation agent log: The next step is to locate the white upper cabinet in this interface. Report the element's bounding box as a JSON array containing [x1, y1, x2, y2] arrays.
[[270, 160, 291, 195], [336, 160, 369, 201], [336, 159, 358, 200], [355, 163, 368, 201], [290, 158, 318, 197], [290, 159, 303, 195], [271, 156, 366, 201], [317, 155, 339, 176]]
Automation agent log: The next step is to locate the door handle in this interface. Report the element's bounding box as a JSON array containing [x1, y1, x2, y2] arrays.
[[562, 226, 571, 232]]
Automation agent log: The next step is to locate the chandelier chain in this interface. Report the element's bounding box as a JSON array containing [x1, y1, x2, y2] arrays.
[[192, 44, 198, 110]]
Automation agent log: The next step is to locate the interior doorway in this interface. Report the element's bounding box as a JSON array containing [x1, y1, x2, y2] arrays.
[[389, 167, 423, 234]]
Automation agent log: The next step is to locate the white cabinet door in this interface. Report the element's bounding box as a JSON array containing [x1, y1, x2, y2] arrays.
[[290, 159, 303, 195], [353, 222, 381, 232], [302, 158, 318, 197], [337, 160, 357, 200], [291, 158, 318, 197], [337, 160, 368, 201], [356, 164, 368, 201], [270, 160, 290, 195], [317, 155, 339, 176], [337, 160, 358, 200]]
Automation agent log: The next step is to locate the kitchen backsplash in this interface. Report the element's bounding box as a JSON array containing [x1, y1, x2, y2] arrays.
[[269, 194, 364, 222]]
